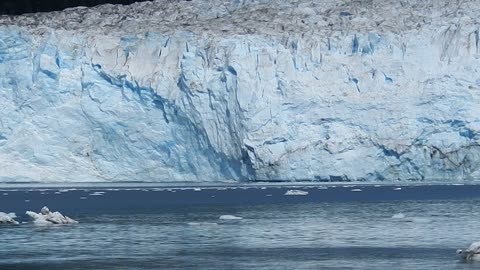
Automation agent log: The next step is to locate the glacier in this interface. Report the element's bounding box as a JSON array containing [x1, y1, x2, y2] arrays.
[[0, 0, 480, 182]]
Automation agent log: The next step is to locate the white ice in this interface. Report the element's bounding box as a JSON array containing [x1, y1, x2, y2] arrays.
[[26, 206, 78, 225], [457, 241, 480, 261], [391, 213, 406, 219], [391, 213, 431, 223], [219, 215, 243, 220], [0, 212, 18, 224], [284, 190, 309, 196]]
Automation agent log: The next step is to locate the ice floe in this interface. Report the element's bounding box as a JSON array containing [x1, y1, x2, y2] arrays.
[[26, 206, 78, 225], [284, 190, 309, 196], [391, 213, 430, 223], [457, 241, 480, 261], [391, 213, 406, 219], [89, 191, 105, 196], [0, 212, 18, 224], [187, 222, 218, 226], [219, 215, 243, 220]]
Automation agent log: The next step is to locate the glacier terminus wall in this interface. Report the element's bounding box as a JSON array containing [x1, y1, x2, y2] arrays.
[[0, 0, 480, 182]]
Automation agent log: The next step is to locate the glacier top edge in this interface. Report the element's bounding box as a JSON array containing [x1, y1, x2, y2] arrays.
[[0, 0, 477, 37]]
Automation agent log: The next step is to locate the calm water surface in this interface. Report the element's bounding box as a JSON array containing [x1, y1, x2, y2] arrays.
[[1, 184, 480, 269]]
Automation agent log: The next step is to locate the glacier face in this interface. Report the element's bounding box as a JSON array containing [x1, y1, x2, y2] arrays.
[[0, 0, 480, 182]]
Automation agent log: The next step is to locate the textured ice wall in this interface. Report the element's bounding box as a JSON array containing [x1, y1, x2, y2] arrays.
[[0, 0, 480, 182]]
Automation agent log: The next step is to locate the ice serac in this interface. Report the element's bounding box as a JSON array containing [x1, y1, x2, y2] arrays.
[[0, 0, 480, 182]]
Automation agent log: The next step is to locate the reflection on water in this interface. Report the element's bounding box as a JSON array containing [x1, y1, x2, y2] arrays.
[[1, 198, 480, 269]]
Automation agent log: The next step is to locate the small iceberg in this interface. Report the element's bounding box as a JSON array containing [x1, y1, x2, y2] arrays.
[[351, 188, 362, 192], [219, 215, 243, 220], [26, 206, 78, 225], [457, 241, 480, 261], [0, 212, 18, 225], [284, 190, 309, 196], [391, 213, 406, 219]]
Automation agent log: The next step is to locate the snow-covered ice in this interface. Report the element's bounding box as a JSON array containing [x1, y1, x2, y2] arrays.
[[26, 206, 78, 225]]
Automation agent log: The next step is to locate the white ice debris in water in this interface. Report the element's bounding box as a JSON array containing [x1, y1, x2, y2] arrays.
[[351, 189, 362, 192], [284, 190, 309, 196], [26, 206, 78, 225], [391, 213, 406, 219], [393, 187, 402, 191], [457, 241, 480, 261], [219, 215, 243, 220], [391, 213, 430, 223], [0, 212, 18, 224], [187, 222, 218, 226], [89, 191, 105, 196]]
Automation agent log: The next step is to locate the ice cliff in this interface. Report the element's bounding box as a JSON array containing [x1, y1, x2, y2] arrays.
[[0, 0, 480, 182]]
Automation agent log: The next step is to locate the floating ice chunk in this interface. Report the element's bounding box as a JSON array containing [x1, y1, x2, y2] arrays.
[[351, 189, 362, 192], [219, 215, 243, 220], [391, 213, 430, 223], [391, 213, 406, 219], [89, 191, 105, 196], [26, 206, 78, 225], [187, 222, 218, 226], [59, 189, 76, 193], [457, 241, 480, 261], [193, 188, 202, 191], [0, 212, 18, 224], [284, 190, 309, 196], [393, 187, 402, 191]]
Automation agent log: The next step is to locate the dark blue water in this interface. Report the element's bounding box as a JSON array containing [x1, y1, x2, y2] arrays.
[[1, 184, 480, 269]]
